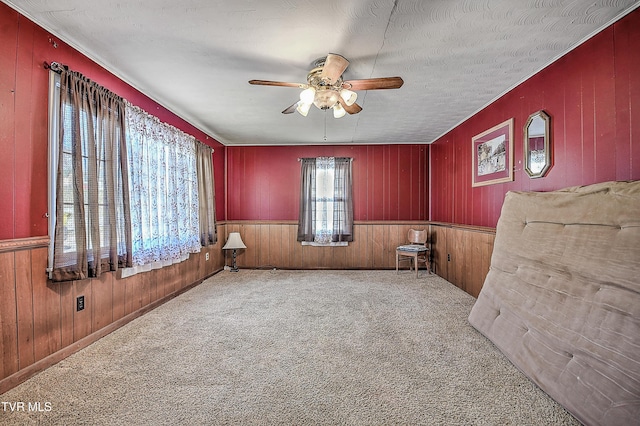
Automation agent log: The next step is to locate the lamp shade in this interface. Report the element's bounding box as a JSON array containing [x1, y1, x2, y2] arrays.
[[222, 232, 246, 250]]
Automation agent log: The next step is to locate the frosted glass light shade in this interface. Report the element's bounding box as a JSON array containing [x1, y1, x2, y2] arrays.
[[222, 232, 246, 250], [300, 87, 316, 104], [340, 89, 357, 106], [333, 103, 346, 118], [296, 101, 312, 116], [313, 89, 340, 109]]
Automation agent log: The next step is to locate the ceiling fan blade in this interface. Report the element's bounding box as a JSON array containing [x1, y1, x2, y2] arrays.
[[282, 101, 300, 114], [339, 97, 362, 115], [320, 53, 349, 85], [249, 80, 306, 88], [343, 77, 404, 91]]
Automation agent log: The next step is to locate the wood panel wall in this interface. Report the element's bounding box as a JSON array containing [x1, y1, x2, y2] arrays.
[[225, 221, 495, 297], [0, 228, 225, 393], [224, 221, 431, 270], [429, 223, 495, 298], [222, 221, 495, 299]]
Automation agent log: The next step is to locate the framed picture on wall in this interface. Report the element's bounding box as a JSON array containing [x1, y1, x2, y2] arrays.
[[471, 118, 514, 187]]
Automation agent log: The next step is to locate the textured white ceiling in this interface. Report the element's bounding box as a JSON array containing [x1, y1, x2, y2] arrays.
[[4, 0, 639, 146]]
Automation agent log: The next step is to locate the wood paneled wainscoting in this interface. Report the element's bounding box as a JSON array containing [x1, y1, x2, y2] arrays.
[[222, 222, 495, 298], [429, 223, 496, 298], [223, 221, 430, 270], [0, 229, 226, 393]]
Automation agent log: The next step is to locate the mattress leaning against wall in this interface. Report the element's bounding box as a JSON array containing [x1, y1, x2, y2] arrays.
[[468, 180, 640, 426]]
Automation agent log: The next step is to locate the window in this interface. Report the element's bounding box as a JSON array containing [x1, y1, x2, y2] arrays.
[[124, 103, 201, 273], [297, 157, 354, 245], [48, 63, 216, 281], [48, 66, 131, 281], [314, 159, 335, 241]]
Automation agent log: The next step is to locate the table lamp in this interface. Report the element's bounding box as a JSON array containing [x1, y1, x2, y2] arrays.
[[222, 232, 246, 272]]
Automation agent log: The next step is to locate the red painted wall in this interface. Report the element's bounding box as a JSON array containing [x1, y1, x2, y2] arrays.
[[4, 3, 638, 234], [430, 8, 640, 228], [0, 4, 225, 240], [226, 144, 428, 221]]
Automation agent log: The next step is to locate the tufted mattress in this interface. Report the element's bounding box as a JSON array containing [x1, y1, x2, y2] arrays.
[[468, 180, 640, 425]]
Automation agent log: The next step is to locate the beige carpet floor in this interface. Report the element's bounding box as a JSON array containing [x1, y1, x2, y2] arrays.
[[0, 270, 578, 425]]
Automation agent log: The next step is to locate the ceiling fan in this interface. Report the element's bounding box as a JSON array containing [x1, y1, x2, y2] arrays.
[[249, 53, 404, 118]]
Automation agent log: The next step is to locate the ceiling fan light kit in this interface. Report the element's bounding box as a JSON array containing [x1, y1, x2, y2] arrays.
[[340, 89, 357, 106], [299, 87, 316, 104], [333, 102, 347, 118], [249, 53, 403, 119], [313, 89, 340, 110], [296, 101, 312, 117]]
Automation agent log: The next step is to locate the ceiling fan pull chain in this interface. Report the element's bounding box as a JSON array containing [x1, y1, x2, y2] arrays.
[[324, 110, 328, 141]]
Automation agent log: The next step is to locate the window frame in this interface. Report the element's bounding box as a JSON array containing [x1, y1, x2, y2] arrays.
[[47, 70, 60, 278]]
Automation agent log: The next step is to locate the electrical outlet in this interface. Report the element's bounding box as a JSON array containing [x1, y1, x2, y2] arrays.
[[205, 252, 210, 261], [76, 295, 85, 311]]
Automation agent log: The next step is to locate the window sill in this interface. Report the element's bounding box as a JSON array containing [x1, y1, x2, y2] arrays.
[[301, 241, 348, 247], [120, 253, 191, 278]]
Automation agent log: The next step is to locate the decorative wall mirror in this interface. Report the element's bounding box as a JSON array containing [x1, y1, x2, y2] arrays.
[[524, 110, 551, 178]]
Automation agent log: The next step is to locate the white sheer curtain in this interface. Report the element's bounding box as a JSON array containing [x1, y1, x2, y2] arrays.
[[124, 102, 200, 275], [314, 157, 335, 243]]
